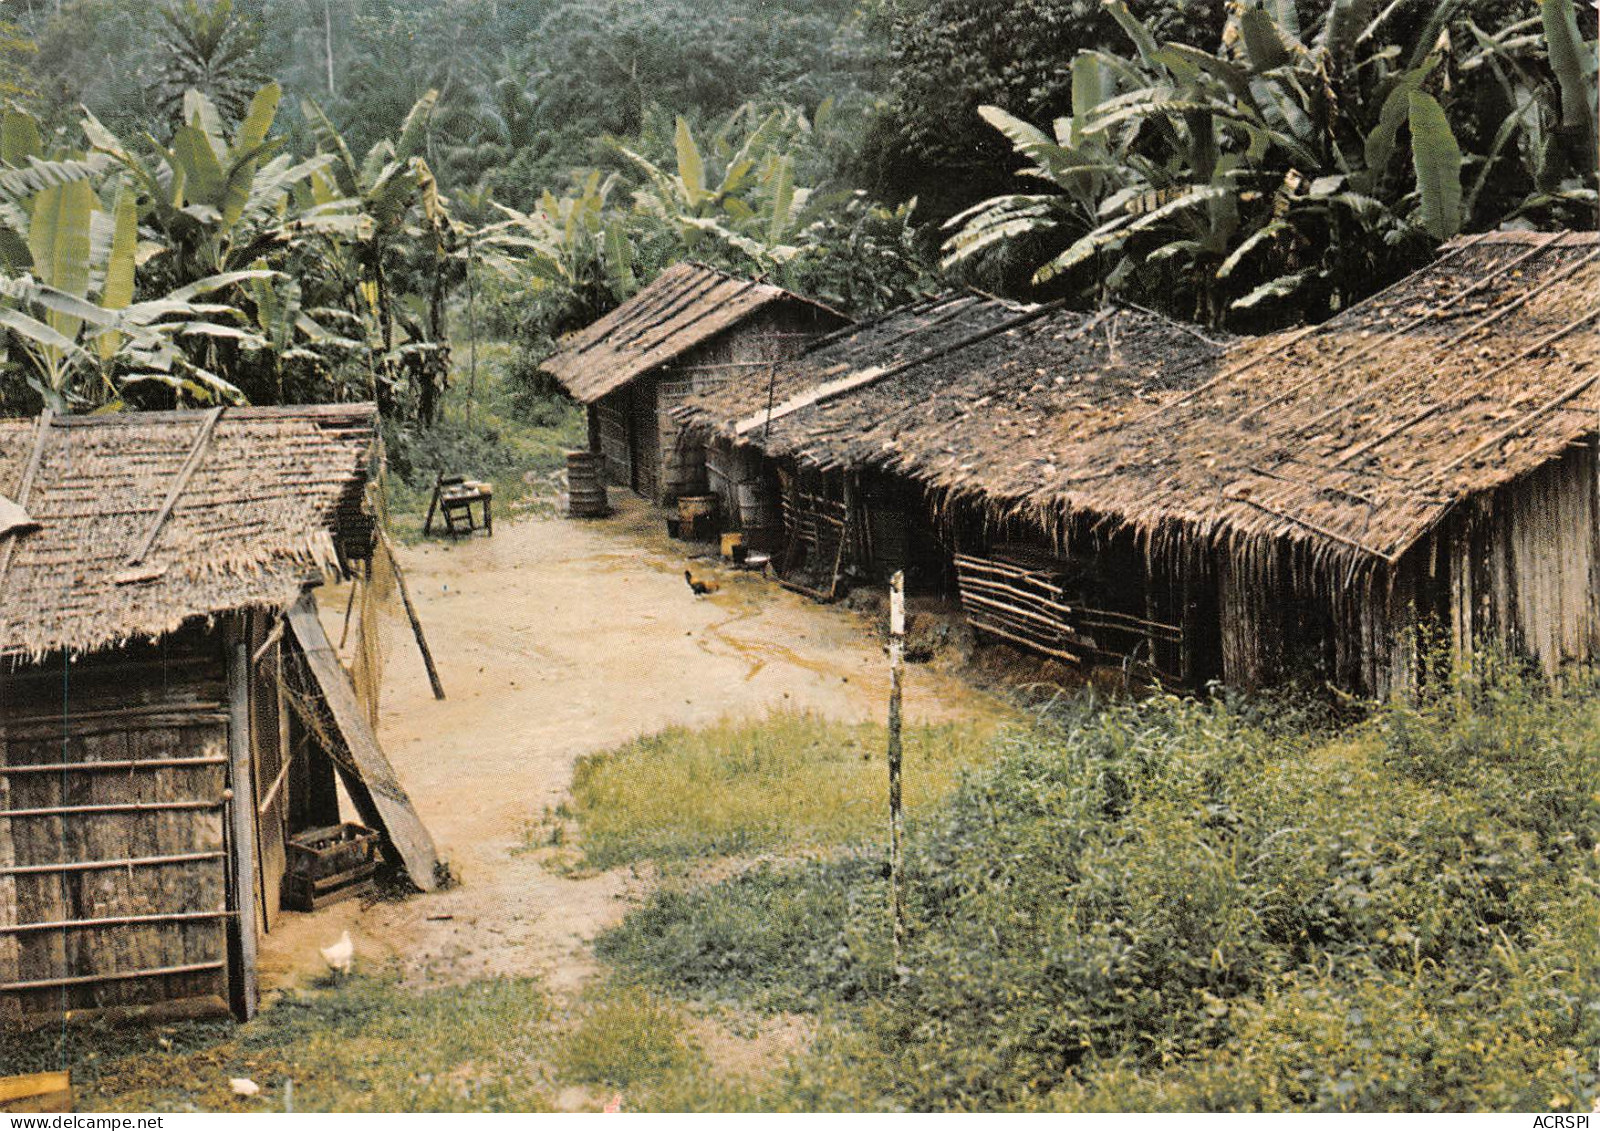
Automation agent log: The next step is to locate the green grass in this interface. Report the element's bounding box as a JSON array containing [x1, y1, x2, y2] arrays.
[[383, 339, 585, 539], [568, 711, 1002, 868], [558, 984, 702, 1089], [7, 976, 559, 1112], [596, 662, 1600, 1112]]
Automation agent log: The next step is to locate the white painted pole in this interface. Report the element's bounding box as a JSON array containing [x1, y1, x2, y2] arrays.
[[887, 569, 906, 965]]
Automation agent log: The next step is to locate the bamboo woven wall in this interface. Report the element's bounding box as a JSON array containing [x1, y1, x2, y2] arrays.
[[0, 626, 231, 1021]]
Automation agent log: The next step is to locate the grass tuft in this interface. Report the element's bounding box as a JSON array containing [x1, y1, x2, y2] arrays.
[[567, 711, 1001, 868], [558, 985, 702, 1090], [597, 663, 1600, 1111]]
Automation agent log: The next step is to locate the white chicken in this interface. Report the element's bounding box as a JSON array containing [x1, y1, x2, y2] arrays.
[[320, 930, 355, 977], [229, 1078, 260, 1098]]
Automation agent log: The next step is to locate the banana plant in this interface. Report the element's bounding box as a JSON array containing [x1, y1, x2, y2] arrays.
[[944, 0, 1472, 324], [83, 83, 361, 283], [1460, 0, 1598, 227], [480, 172, 635, 301], [0, 104, 271, 410], [300, 90, 455, 419], [615, 104, 835, 276]]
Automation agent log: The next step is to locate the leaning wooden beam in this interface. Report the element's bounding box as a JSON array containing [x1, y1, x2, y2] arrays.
[[968, 616, 1084, 665], [226, 622, 259, 1022], [126, 405, 226, 566], [285, 592, 441, 891]]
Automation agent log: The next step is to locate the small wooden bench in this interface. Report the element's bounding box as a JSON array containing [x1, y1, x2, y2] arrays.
[[423, 474, 493, 538]]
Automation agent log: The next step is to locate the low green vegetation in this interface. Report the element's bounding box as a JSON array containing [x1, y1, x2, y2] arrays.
[[9, 976, 558, 1112], [382, 339, 586, 537], [558, 984, 702, 1089], [598, 661, 1600, 1112], [568, 712, 1000, 868]]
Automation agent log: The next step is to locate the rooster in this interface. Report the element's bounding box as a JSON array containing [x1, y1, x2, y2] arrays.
[[684, 569, 720, 596]]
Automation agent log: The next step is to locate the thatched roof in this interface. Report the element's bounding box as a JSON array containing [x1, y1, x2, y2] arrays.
[[541, 262, 846, 404], [685, 231, 1600, 574], [0, 404, 377, 660], [677, 291, 1233, 484]]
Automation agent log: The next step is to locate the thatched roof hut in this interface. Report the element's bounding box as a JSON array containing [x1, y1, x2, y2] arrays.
[[676, 295, 1232, 640], [682, 232, 1600, 693], [0, 404, 437, 1026], [0, 404, 375, 661], [677, 292, 1232, 480], [542, 263, 848, 503]]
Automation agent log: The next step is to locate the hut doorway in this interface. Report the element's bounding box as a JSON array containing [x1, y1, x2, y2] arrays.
[[628, 379, 661, 501]]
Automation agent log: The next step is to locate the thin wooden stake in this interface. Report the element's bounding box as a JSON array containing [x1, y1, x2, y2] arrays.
[[466, 233, 478, 431], [338, 577, 360, 650], [887, 569, 907, 968], [382, 532, 446, 700]]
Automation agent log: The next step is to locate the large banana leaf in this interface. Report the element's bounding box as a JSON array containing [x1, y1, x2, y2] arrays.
[[393, 90, 439, 164], [96, 187, 138, 361], [1541, 0, 1598, 140], [675, 117, 708, 211], [233, 82, 281, 155], [1408, 91, 1463, 239], [27, 179, 95, 345]]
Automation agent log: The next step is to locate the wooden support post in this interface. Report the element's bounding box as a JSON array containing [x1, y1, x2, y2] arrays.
[[338, 578, 360, 650], [887, 569, 907, 967], [226, 621, 259, 1021], [382, 533, 446, 700]]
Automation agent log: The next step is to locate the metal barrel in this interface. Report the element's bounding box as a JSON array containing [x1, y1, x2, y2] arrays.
[[736, 481, 779, 536], [566, 450, 610, 518]]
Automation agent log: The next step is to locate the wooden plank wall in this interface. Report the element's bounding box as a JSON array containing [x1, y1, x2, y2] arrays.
[[593, 394, 631, 489], [628, 377, 661, 501], [663, 304, 847, 505], [0, 626, 232, 1022], [1422, 442, 1600, 684], [248, 615, 287, 933]]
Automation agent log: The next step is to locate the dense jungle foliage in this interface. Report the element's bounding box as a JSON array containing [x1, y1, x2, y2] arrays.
[[1, 0, 1594, 422]]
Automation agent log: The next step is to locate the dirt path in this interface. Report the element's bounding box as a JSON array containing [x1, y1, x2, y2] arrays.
[[257, 496, 1005, 1003]]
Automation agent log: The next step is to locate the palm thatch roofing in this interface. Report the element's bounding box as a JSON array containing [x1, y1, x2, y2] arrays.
[[683, 231, 1600, 576], [0, 403, 377, 660], [541, 262, 847, 404], [676, 289, 1234, 489]]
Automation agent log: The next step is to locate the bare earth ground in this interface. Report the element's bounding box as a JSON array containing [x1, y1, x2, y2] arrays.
[[256, 495, 1007, 1095]]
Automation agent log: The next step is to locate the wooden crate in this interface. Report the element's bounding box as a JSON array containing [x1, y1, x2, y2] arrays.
[[282, 823, 380, 911]]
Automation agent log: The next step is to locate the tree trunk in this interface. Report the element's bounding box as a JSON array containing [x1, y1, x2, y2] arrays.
[[323, 0, 336, 97]]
